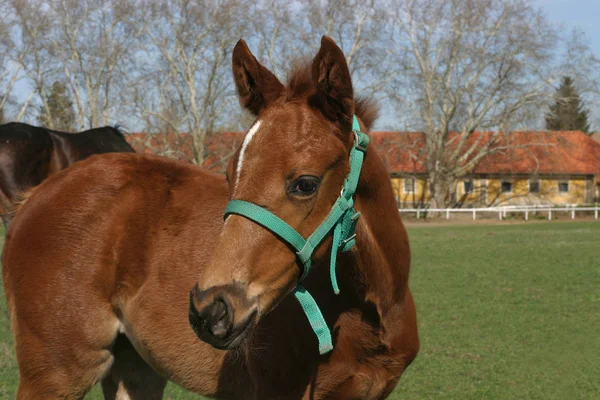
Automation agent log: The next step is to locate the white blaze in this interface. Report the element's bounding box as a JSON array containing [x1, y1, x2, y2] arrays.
[[235, 120, 261, 189]]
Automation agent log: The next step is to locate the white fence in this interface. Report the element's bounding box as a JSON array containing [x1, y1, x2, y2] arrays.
[[398, 205, 600, 221]]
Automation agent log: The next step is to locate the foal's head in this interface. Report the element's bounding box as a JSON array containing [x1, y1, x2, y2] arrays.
[[189, 36, 377, 350]]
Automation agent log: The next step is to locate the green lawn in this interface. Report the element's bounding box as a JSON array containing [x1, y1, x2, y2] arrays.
[[1, 221, 599, 399]]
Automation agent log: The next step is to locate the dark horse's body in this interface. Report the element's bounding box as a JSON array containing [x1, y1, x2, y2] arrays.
[[0, 122, 135, 224]]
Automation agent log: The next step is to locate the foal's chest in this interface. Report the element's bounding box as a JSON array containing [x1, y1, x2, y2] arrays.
[[306, 318, 404, 399]]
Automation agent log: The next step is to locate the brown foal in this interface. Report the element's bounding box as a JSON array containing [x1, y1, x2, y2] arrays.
[[2, 36, 419, 399]]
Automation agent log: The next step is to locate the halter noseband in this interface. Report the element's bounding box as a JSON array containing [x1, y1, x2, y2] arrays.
[[224, 115, 369, 354]]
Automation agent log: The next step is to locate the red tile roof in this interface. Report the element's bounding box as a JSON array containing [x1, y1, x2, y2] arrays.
[[370, 132, 428, 174], [370, 131, 600, 176], [126, 132, 195, 163], [126, 130, 600, 178], [203, 132, 243, 171], [477, 131, 600, 175], [125, 132, 243, 171]]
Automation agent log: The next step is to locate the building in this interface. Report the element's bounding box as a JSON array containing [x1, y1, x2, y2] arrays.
[[370, 131, 600, 206]]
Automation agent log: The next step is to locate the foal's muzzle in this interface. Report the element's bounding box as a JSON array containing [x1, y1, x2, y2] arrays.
[[189, 283, 257, 350]]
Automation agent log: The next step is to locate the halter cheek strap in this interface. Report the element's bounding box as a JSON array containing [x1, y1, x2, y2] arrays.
[[224, 115, 369, 354]]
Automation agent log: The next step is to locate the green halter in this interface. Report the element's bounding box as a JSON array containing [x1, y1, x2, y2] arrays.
[[224, 115, 369, 354]]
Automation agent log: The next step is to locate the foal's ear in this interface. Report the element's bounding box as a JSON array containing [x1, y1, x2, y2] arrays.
[[232, 39, 284, 116], [311, 36, 354, 127]]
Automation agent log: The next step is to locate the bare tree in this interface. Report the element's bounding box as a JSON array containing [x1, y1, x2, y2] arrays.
[[385, 0, 579, 208], [0, 1, 24, 122], [49, 0, 138, 130], [253, 0, 391, 101], [303, 0, 392, 98], [8, 0, 58, 126], [251, 0, 296, 75], [131, 0, 252, 165]]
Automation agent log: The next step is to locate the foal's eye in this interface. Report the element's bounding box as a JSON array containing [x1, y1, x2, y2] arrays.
[[289, 176, 320, 196]]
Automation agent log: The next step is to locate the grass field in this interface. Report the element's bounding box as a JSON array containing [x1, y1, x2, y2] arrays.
[[1, 221, 599, 399]]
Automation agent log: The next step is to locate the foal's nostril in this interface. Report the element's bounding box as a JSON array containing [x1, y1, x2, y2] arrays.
[[191, 295, 234, 340], [207, 298, 230, 338], [189, 284, 256, 349]]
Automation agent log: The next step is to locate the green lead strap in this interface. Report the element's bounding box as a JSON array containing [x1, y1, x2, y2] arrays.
[[223, 115, 369, 355], [293, 285, 334, 354]]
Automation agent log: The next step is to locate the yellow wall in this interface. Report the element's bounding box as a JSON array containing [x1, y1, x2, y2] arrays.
[[455, 178, 482, 203], [391, 176, 591, 206], [486, 178, 528, 204], [485, 177, 588, 205], [391, 177, 430, 205]]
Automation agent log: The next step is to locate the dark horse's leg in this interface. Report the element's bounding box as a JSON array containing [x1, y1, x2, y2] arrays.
[[0, 188, 14, 229], [2, 214, 12, 229], [101, 335, 167, 400]]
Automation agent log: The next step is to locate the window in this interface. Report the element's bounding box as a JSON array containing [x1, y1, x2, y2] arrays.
[[404, 178, 415, 193], [558, 181, 569, 193], [500, 181, 512, 193], [463, 180, 474, 194], [529, 180, 540, 194]]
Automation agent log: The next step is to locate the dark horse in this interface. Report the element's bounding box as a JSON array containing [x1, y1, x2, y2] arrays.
[[2, 37, 419, 399], [0, 122, 135, 225]]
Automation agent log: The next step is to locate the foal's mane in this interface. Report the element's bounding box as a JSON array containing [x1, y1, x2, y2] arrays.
[[284, 61, 379, 131]]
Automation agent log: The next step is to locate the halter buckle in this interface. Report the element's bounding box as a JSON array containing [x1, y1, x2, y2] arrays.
[[342, 233, 357, 245], [353, 130, 367, 152]]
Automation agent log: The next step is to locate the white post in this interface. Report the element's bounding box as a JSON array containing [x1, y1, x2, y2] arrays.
[[417, 209, 420, 219], [595, 207, 598, 220], [473, 209, 476, 220], [548, 209, 552, 221], [571, 209, 575, 220], [525, 210, 529, 221], [446, 209, 450, 220], [498, 210, 502, 220]]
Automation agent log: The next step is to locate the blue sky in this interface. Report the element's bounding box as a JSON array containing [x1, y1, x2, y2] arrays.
[[536, 0, 600, 55]]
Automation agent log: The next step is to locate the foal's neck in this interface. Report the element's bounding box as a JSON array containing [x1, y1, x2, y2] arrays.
[[352, 148, 411, 318]]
